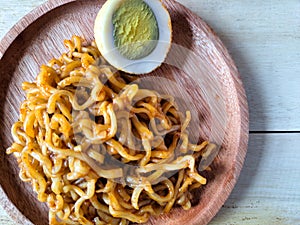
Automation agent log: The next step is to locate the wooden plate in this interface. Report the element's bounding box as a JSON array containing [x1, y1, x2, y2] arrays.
[[0, 0, 249, 225]]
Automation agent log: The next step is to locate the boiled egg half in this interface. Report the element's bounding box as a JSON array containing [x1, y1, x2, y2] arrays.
[[94, 0, 172, 74]]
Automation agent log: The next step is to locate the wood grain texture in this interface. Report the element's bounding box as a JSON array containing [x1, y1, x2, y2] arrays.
[[211, 133, 300, 225], [2, 0, 298, 131], [0, 207, 14, 225], [0, 0, 46, 41], [176, 0, 300, 132], [0, 0, 248, 225], [1, 0, 299, 225]]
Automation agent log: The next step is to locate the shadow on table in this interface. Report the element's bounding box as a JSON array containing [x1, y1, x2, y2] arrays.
[[209, 27, 268, 222], [210, 135, 266, 223]]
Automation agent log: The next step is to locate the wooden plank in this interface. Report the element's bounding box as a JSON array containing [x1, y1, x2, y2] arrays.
[[0, 133, 299, 224], [176, 0, 300, 131], [211, 133, 300, 224], [0, 0, 46, 41], [0, 0, 299, 224], [0, 207, 13, 225], [1, 0, 300, 131]]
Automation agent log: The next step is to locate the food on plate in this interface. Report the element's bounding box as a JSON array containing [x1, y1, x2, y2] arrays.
[[94, 0, 172, 74], [112, 0, 159, 60], [6, 36, 212, 224]]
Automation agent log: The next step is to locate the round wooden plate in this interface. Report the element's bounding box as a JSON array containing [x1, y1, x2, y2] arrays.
[[0, 0, 249, 225]]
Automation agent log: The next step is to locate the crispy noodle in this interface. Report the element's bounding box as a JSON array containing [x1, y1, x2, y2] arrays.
[[6, 35, 212, 225]]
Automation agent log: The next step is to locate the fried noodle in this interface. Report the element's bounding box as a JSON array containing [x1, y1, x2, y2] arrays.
[[6, 35, 212, 225]]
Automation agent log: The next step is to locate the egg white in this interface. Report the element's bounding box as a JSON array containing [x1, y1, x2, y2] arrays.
[[94, 0, 172, 74]]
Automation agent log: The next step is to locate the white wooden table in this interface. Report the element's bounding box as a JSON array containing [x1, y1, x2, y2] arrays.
[[1, 0, 299, 224]]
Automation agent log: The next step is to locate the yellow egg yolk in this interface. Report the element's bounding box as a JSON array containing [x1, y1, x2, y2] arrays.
[[112, 0, 159, 60]]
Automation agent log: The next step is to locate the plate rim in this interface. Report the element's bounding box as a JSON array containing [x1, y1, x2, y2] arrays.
[[0, 0, 249, 224], [0, 0, 74, 59]]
